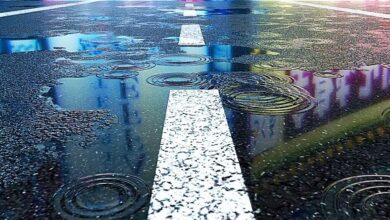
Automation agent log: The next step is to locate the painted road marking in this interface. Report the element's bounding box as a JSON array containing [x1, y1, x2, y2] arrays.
[[179, 24, 205, 46], [148, 90, 254, 219], [185, 3, 195, 8], [183, 9, 197, 17], [0, 0, 100, 18], [283, 0, 390, 19]]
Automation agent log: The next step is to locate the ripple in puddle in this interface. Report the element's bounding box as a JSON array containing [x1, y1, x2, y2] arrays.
[[152, 54, 212, 66], [82, 33, 143, 46], [219, 72, 316, 115], [54, 57, 116, 66], [321, 175, 390, 219], [97, 71, 139, 79], [96, 62, 155, 79], [53, 173, 150, 219], [146, 72, 210, 88]]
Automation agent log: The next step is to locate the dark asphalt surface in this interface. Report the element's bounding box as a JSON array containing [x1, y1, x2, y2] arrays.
[[0, 0, 389, 219]]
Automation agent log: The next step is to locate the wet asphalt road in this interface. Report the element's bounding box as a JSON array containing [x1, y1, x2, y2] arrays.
[[0, 0, 390, 219]]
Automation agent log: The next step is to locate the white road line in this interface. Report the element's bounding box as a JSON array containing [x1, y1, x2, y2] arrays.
[[0, 0, 100, 18], [282, 0, 390, 19], [179, 24, 205, 46], [183, 9, 197, 17], [148, 90, 254, 220], [185, 3, 195, 8]]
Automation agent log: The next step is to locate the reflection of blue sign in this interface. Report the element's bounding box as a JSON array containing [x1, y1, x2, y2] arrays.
[[0, 33, 142, 54], [6, 39, 42, 53], [49, 75, 146, 176]]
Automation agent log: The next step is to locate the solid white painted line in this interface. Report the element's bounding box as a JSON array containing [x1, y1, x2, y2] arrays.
[[185, 3, 194, 8], [283, 0, 390, 19], [0, 0, 100, 18], [148, 90, 254, 219], [179, 24, 205, 46], [183, 9, 197, 17]]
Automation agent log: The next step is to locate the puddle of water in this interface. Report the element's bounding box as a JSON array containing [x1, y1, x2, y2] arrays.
[[3, 28, 390, 219], [0, 32, 144, 54], [146, 72, 212, 88], [32, 45, 294, 219], [38, 72, 166, 218], [95, 61, 156, 79], [226, 64, 390, 219], [152, 54, 213, 66], [151, 45, 278, 63]]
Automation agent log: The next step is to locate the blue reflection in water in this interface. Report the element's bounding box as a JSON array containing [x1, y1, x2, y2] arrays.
[[45, 43, 284, 181], [0, 33, 143, 54], [44, 40, 387, 176], [46, 44, 264, 181], [51, 76, 148, 180]]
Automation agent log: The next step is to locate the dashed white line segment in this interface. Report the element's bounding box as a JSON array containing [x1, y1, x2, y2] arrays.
[[183, 9, 197, 17], [148, 90, 254, 220], [0, 0, 100, 18], [179, 24, 205, 46], [282, 0, 390, 19], [185, 3, 195, 8]]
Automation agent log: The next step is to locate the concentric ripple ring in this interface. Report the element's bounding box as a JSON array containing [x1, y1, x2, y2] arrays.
[[152, 54, 212, 66], [321, 175, 390, 219], [219, 72, 316, 115], [96, 62, 155, 79], [53, 173, 150, 220], [146, 72, 210, 88]]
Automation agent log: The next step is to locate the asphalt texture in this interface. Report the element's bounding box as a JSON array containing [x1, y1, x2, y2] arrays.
[[0, 0, 389, 219]]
